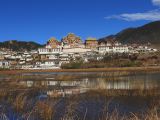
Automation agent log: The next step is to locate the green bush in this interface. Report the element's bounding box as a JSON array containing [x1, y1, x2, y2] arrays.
[[61, 62, 83, 69]]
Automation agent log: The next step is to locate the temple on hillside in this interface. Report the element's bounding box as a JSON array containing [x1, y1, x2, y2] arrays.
[[46, 37, 61, 49], [85, 37, 98, 49], [61, 33, 84, 48]]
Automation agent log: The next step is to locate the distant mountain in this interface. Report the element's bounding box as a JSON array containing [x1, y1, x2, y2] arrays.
[[0, 40, 44, 51], [99, 21, 160, 49]]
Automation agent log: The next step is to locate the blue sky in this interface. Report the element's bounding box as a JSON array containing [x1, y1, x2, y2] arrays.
[[0, 0, 160, 44]]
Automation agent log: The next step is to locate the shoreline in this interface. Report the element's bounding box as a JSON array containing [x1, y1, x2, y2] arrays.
[[0, 66, 160, 74]]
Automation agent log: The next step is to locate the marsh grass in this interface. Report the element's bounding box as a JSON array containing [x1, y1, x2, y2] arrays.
[[34, 101, 53, 120], [85, 89, 160, 97], [0, 89, 159, 120], [0, 70, 160, 120], [60, 96, 80, 120], [99, 108, 160, 120], [13, 93, 27, 113]]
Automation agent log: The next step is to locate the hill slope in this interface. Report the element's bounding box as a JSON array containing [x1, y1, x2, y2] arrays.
[[99, 21, 160, 48], [0, 40, 43, 51]]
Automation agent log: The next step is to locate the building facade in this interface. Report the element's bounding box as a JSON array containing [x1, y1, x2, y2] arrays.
[[85, 37, 98, 49]]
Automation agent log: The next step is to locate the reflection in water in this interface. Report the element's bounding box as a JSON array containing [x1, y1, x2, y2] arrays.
[[15, 72, 160, 97]]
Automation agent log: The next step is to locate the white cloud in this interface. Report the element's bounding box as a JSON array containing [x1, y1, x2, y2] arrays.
[[106, 9, 160, 21], [152, 0, 160, 6], [105, 0, 160, 21]]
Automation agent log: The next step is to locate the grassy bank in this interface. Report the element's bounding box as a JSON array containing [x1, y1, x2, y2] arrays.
[[0, 66, 160, 75]]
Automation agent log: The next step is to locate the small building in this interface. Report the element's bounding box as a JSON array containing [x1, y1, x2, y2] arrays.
[[38, 48, 62, 55], [34, 60, 60, 69], [0, 60, 10, 69], [99, 46, 129, 53], [59, 54, 70, 65], [21, 65, 34, 69], [63, 47, 91, 54], [112, 46, 129, 53], [0, 54, 4, 60], [98, 46, 112, 54]]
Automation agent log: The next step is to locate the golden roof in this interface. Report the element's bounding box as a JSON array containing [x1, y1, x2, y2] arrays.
[[86, 37, 97, 41], [48, 37, 57, 42]]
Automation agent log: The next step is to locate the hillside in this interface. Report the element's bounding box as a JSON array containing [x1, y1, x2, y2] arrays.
[[0, 40, 43, 51], [99, 21, 160, 49]]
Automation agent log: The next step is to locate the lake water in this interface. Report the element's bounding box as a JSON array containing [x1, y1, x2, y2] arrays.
[[0, 71, 160, 120]]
